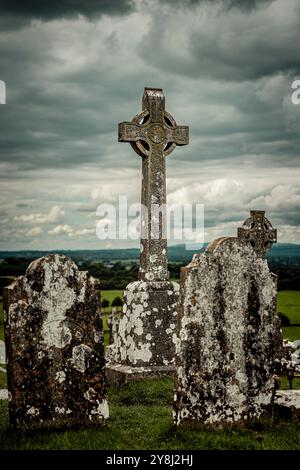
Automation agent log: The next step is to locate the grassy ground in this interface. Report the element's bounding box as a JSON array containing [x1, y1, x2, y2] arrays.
[[0, 290, 300, 450], [282, 326, 300, 342], [0, 378, 299, 450]]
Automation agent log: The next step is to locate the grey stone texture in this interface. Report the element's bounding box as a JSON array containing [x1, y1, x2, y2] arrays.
[[3, 254, 108, 430], [174, 237, 283, 427], [106, 280, 179, 369], [0, 390, 8, 400]]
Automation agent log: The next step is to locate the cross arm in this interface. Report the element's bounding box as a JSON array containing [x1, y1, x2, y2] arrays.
[[166, 125, 189, 146], [118, 121, 146, 143]]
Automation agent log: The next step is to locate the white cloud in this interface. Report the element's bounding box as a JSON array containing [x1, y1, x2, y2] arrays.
[[14, 205, 65, 224], [48, 224, 94, 237], [27, 227, 43, 237], [74, 228, 94, 236], [48, 224, 73, 236], [277, 224, 300, 244]]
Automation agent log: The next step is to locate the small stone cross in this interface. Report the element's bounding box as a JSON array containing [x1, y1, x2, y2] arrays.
[[119, 88, 189, 281], [237, 210, 277, 258]]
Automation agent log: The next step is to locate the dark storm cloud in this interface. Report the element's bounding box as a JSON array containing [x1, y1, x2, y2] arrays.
[[0, 0, 299, 176], [0, 0, 135, 30], [140, 0, 300, 81], [160, 0, 274, 11], [0, 0, 300, 248]]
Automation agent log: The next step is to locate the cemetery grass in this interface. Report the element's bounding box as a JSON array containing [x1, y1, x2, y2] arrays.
[[277, 290, 300, 324], [0, 290, 300, 450], [0, 378, 300, 450]]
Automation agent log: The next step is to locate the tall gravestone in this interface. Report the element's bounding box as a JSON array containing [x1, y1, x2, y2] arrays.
[[174, 234, 282, 427], [106, 88, 189, 384], [3, 254, 108, 430]]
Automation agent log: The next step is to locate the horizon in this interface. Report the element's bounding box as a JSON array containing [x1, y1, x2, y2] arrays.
[[0, 240, 299, 254]]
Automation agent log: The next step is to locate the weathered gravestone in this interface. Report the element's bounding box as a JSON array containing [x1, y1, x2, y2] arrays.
[[174, 236, 282, 427], [106, 88, 189, 384], [3, 254, 108, 430]]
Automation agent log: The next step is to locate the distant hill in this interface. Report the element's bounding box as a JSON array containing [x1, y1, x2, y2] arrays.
[[0, 243, 300, 265]]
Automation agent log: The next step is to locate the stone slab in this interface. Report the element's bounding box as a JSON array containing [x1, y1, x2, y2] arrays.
[[3, 254, 108, 430], [275, 390, 300, 421], [174, 237, 283, 427]]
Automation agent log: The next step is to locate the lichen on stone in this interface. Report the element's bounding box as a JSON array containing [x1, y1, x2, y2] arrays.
[[174, 237, 283, 427], [3, 254, 108, 431]]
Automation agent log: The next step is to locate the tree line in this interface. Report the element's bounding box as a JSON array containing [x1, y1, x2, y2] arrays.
[[0, 257, 299, 296]]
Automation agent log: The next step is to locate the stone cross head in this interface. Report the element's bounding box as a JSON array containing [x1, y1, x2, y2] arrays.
[[237, 210, 277, 258]]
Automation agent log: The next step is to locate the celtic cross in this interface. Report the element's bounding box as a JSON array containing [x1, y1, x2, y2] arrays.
[[237, 210, 277, 258], [118, 88, 189, 281]]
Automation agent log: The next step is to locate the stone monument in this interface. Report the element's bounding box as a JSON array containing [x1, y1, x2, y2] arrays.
[[106, 88, 189, 385]]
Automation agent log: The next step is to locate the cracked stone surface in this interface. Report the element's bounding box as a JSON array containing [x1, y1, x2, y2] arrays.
[[174, 237, 283, 427], [106, 280, 179, 368], [3, 254, 108, 430]]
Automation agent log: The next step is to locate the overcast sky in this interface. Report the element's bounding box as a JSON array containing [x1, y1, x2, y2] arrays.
[[0, 0, 299, 250]]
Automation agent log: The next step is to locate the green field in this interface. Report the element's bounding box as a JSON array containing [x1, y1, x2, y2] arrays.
[[277, 290, 300, 342], [101, 290, 123, 308], [277, 290, 300, 323]]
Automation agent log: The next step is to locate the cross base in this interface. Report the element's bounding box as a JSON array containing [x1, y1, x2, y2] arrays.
[[105, 280, 180, 370]]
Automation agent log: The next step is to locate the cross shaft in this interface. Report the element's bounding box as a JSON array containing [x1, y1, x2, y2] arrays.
[[119, 88, 189, 281]]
